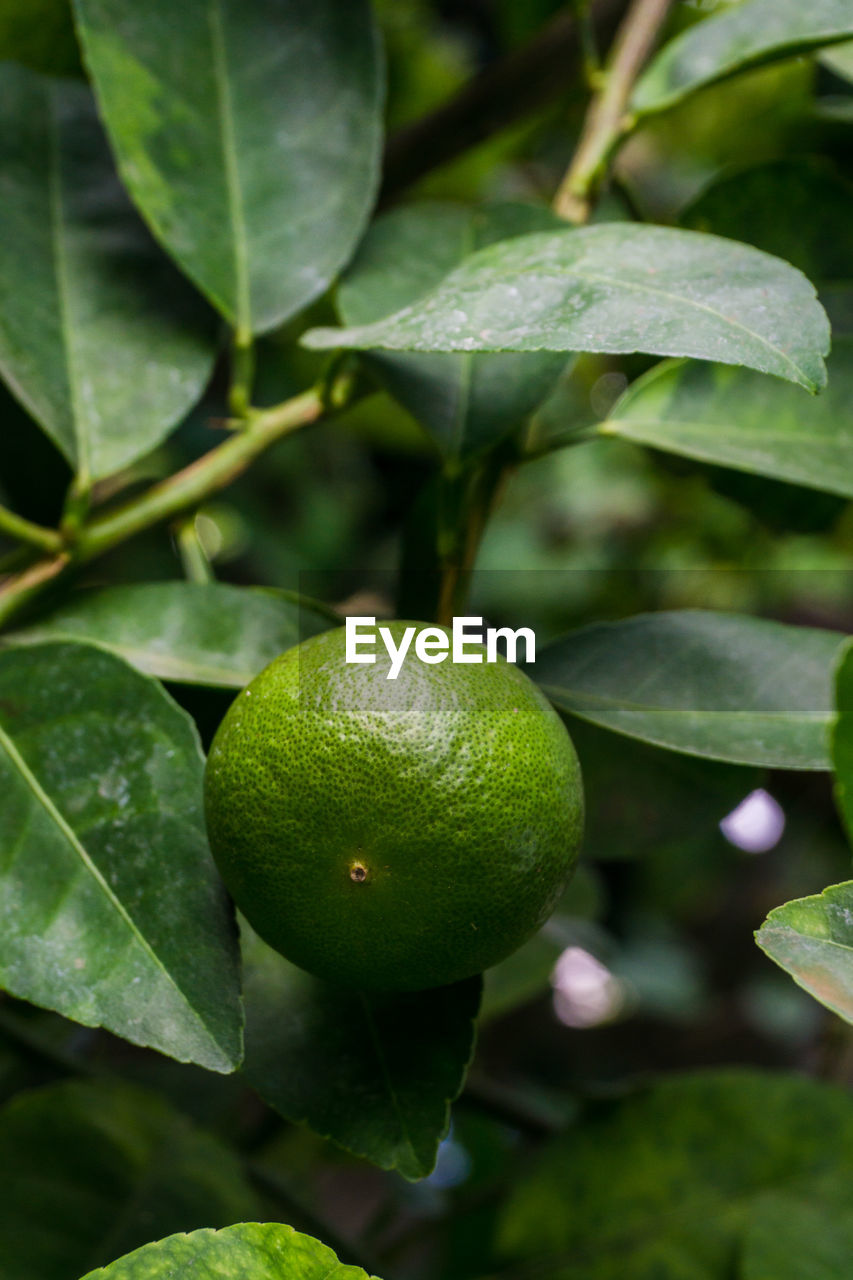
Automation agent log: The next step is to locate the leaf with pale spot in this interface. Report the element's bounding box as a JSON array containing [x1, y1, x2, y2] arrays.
[[0, 641, 242, 1072], [305, 225, 830, 394]]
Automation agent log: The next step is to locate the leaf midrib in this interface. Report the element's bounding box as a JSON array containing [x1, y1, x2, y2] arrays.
[[761, 922, 853, 956], [603, 418, 853, 447], [538, 685, 829, 722], [332, 248, 822, 390], [448, 218, 478, 460], [208, 0, 250, 333], [5, 633, 257, 687], [502, 261, 815, 388], [0, 721, 222, 1057], [634, 8, 853, 114], [46, 84, 88, 481], [358, 993, 420, 1174]]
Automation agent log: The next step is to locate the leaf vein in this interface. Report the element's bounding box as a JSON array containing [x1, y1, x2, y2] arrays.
[[0, 723, 219, 1053], [208, 0, 250, 333]]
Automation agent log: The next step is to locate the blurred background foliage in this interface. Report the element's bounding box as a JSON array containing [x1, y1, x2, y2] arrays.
[[2, 2, 853, 1278]]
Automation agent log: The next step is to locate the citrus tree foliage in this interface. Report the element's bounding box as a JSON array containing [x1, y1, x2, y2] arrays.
[[756, 641, 853, 1022], [498, 1072, 853, 1278], [0, 64, 217, 482], [0, 641, 242, 1072], [72, 0, 384, 336], [0, 2, 851, 1279], [6, 582, 335, 685], [306, 225, 830, 392], [241, 921, 482, 1181], [0, 1079, 258, 1279]]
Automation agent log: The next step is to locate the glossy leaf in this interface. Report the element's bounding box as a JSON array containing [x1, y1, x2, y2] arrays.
[[81, 1224, 377, 1280], [0, 63, 217, 482], [241, 922, 481, 1180], [305, 225, 830, 393], [6, 583, 335, 687], [0, 1079, 256, 1280], [756, 883, 853, 1025], [602, 340, 853, 497], [533, 611, 843, 769], [742, 1195, 853, 1280], [338, 203, 568, 463], [0, 642, 242, 1072], [73, 0, 384, 335], [499, 1071, 853, 1279], [633, 0, 853, 116]]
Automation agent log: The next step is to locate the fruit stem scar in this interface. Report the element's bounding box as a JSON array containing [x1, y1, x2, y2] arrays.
[[350, 862, 368, 883]]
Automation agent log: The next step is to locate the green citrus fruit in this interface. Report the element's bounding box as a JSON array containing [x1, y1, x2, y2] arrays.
[[204, 622, 584, 991]]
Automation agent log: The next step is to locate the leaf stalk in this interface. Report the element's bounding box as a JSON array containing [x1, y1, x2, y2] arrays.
[[229, 327, 256, 418]]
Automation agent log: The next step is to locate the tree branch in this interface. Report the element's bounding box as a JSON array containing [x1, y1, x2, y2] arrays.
[[0, 3, 652, 631], [0, 382, 350, 630], [76, 387, 326, 563], [435, 451, 512, 625], [0, 502, 64, 554], [381, 0, 629, 201], [553, 0, 672, 222]]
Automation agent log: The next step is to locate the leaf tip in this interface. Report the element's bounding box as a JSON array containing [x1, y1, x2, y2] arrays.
[[301, 327, 346, 351]]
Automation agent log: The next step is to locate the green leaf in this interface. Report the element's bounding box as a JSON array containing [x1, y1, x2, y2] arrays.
[[338, 203, 568, 463], [81, 1223, 378, 1280], [304, 225, 830, 393], [241, 922, 481, 1181], [754, 643, 853, 1022], [831, 638, 853, 843], [755, 883, 853, 1026], [533, 611, 843, 769], [6, 583, 335, 687], [742, 1195, 853, 1280], [0, 641, 242, 1072], [0, 1079, 257, 1280], [72, 0, 384, 335], [632, 0, 853, 116], [0, 63, 217, 482], [498, 1070, 853, 1279], [602, 340, 853, 497]]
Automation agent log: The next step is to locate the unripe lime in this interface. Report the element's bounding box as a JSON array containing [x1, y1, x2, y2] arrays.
[[204, 623, 583, 991]]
